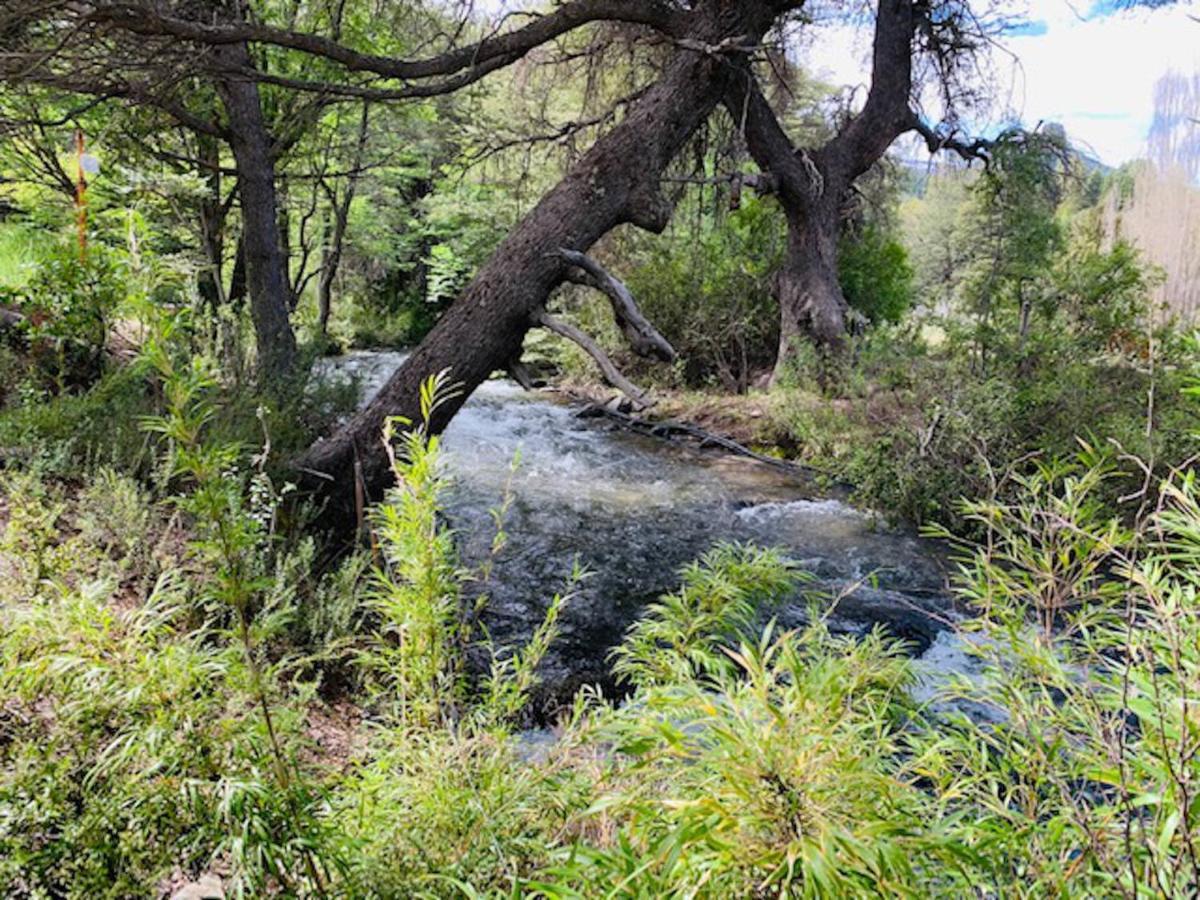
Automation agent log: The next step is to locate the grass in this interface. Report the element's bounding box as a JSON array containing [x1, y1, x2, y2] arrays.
[[0, 222, 42, 288]]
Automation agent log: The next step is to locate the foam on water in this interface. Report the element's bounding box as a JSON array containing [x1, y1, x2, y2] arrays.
[[735, 498, 866, 523]]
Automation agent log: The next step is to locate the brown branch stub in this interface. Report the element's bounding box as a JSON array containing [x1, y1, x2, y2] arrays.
[[506, 355, 537, 392], [555, 248, 676, 364], [535, 311, 651, 409]]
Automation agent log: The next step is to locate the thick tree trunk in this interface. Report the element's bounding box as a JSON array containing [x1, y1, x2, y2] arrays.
[[727, 0, 921, 381], [213, 41, 299, 388], [772, 205, 849, 383], [296, 0, 781, 527]]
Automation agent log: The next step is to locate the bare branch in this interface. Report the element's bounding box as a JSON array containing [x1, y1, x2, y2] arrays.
[[909, 114, 991, 165], [0, 63, 228, 138], [85, 0, 687, 81], [212, 53, 523, 101], [556, 248, 675, 363], [535, 311, 650, 409]]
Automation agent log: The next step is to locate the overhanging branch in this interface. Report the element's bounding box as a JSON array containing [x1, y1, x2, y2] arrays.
[[85, 0, 687, 81], [535, 311, 651, 409], [909, 115, 991, 165], [556, 248, 675, 363]]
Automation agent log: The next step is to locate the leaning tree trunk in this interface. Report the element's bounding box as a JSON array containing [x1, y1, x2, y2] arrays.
[[296, 0, 781, 529], [213, 41, 298, 388]]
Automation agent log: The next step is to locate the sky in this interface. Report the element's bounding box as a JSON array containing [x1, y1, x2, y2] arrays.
[[801, 0, 1200, 165], [472, 0, 1198, 166]]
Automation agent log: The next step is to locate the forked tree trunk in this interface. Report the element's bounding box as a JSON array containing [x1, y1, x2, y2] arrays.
[[213, 41, 298, 388], [296, 0, 781, 528], [728, 0, 923, 382]]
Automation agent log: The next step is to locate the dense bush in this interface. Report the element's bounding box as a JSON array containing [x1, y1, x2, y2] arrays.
[[838, 223, 915, 326], [0, 240, 127, 394], [621, 196, 784, 392]]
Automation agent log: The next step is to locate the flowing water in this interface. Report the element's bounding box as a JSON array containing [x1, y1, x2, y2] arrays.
[[318, 351, 982, 716]]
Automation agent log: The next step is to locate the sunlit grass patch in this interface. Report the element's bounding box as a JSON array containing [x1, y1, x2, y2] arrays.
[[0, 223, 42, 288]]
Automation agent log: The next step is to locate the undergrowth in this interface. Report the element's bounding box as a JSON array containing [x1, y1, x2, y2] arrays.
[[4, 363, 1200, 896]]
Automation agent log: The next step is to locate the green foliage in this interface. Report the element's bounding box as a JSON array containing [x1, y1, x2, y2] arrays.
[[0, 239, 128, 392], [773, 144, 1189, 534], [138, 318, 338, 893], [956, 129, 1066, 368], [899, 169, 976, 313], [0, 364, 156, 475], [613, 543, 801, 688], [9, 403, 1200, 896], [1055, 231, 1158, 352], [366, 376, 467, 725], [622, 195, 784, 391], [5, 67, 1200, 895], [838, 224, 915, 325], [363, 371, 576, 730], [553, 608, 944, 896], [0, 221, 42, 287], [913, 458, 1200, 895], [0, 476, 333, 896], [835, 354, 1192, 535]]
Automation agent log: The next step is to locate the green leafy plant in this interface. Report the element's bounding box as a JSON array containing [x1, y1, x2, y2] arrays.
[[838, 223, 915, 326], [138, 322, 336, 894]]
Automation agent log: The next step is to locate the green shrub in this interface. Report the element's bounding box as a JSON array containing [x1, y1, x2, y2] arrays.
[[838, 224, 915, 326], [622, 196, 784, 391], [551, 586, 949, 896], [914, 458, 1200, 895]]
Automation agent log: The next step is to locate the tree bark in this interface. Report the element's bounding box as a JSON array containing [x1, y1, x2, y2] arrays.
[[773, 205, 848, 379], [558, 249, 676, 363], [213, 40, 299, 388], [196, 132, 227, 314], [537, 312, 650, 407], [228, 235, 247, 309], [318, 103, 370, 335], [727, 0, 923, 382], [296, 0, 785, 528]]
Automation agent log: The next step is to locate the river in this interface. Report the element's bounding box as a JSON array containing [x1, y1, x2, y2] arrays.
[[318, 351, 980, 718]]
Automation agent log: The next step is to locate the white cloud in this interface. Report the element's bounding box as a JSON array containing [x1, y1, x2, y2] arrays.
[[802, 1, 1200, 165]]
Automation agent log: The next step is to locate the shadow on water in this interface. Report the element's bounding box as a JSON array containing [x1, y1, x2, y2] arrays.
[[317, 351, 983, 719]]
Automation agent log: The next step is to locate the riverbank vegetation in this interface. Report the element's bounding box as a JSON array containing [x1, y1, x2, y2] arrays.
[[3, 0, 1200, 895], [6, 375, 1200, 895]]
